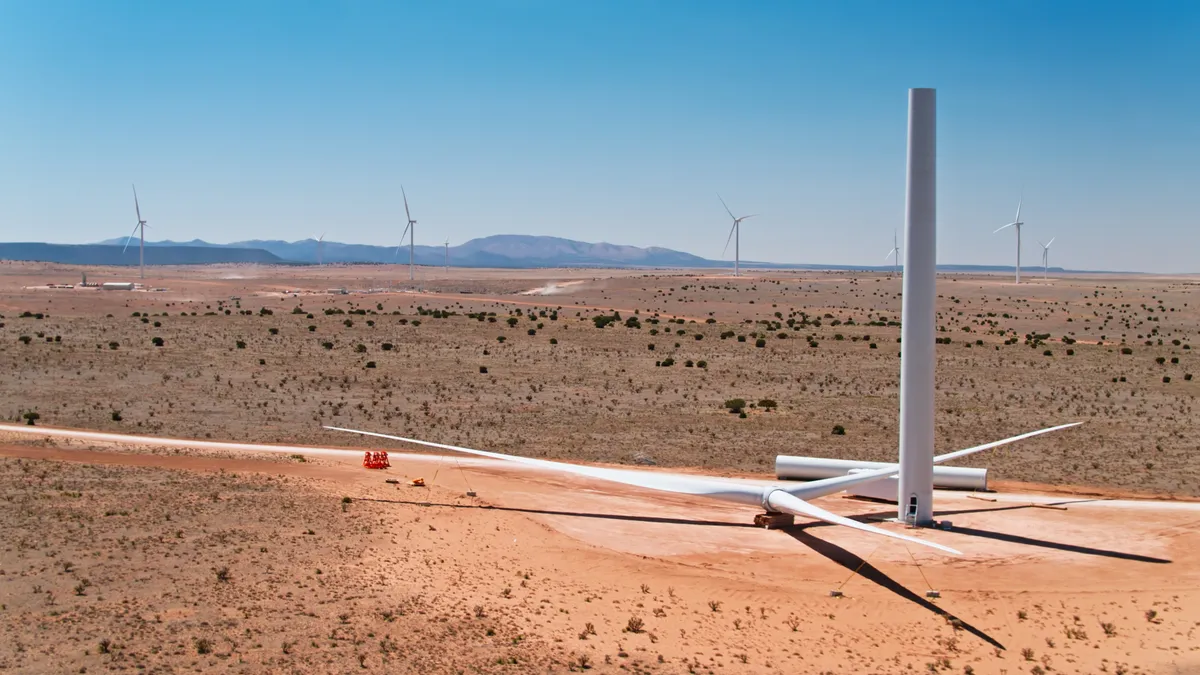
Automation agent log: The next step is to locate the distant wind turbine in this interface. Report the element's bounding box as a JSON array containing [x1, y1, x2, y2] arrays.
[[1038, 237, 1055, 280], [122, 184, 148, 280], [397, 186, 417, 281], [315, 232, 326, 265], [993, 197, 1025, 283], [718, 195, 756, 277], [885, 229, 901, 277], [444, 238, 450, 274]]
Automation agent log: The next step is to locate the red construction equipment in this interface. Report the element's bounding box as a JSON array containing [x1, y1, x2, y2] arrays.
[[362, 451, 390, 470]]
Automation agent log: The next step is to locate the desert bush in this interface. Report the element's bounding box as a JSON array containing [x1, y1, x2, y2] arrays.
[[684, 360, 694, 367], [1163, 376, 1171, 383], [236, 340, 246, 349], [479, 366, 488, 374], [507, 317, 519, 327], [496, 336, 506, 343], [527, 329, 536, 336], [647, 343, 655, 350], [215, 566, 230, 582], [355, 343, 367, 353], [724, 399, 746, 413], [758, 399, 777, 409], [1121, 347, 1133, 355], [1155, 356, 1166, 365], [831, 424, 846, 435], [19, 335, 32, 344], [321, 341, 334, 349], [268, 327, 279, 335], [381, 342, 394, 350], [737, 335, 746, 342], [195, 638, 213, 655], [343, 319, 353, 327], [625, 616, 645, 633], [659, 357, 675, 367], [365, 361, 376, 368], [755, 338, 766, 348], [151, 336, 164, 347], [22, 411, 40, 426], [549, 338, 558, 344], [108, 341, 120, 350], [697, 360, 707, 368]]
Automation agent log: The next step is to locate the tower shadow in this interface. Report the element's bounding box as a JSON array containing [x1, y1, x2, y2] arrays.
[[784, 526, 1006, 650]]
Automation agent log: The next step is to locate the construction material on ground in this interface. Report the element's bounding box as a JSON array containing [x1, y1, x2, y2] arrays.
[[776, 455, 988, 491]]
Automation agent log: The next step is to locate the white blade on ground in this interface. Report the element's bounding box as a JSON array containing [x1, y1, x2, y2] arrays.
[[933, 422, 1082, 464], [766, 491, 960, 555], [778, 422, 1082, 501], [325, 427, 958, 554]]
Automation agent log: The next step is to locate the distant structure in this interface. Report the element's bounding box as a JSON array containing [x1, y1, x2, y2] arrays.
[[1039, 237, 1056, 279], [444, 238, 450, 273], [898, 87, 937, 527], [885, 229, 901, 277], [994, 198, 1025, 283], [398, 186, 417, 281], [101, 282, 135, 291], [718, 195, 757, 277], [122, 185, 149, 280], [316, 232, 326, 265]]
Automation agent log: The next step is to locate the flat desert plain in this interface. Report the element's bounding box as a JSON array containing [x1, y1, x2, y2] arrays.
[[1, 261, 1198, 674]]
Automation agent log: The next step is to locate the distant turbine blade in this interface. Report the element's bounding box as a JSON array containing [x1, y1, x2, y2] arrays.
[[402, 186, 412, 223], [993, 222, 1015, 234], [717, 194, 736, 221], [132, 184, 142, 222], [721, 221, 737, 258], [738, 214, 758, 222], [121, 222, 139, 254], [885, 248, 897, 261], [1046, 237, 1055, 248]]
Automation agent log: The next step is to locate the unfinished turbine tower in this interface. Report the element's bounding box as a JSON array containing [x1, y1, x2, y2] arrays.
[[398, 187, 417, 281], [122, 184, 149, 280], [719, 195, 756, 277], [898, 88, 936, 527]]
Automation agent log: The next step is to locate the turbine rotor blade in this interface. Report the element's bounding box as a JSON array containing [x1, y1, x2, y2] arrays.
[[737, 214, 758, 223], [132, 184, 142, 222], [717, 194, 736, 221], [402, 186, 412, 222], [121, 222, 139, 254], [721, 221, 737, 258], [993, 222, 1015, 234], [1046, 237, 1055, 248], [1014, 197, 1022, 223], [766, 491, 960, 555]]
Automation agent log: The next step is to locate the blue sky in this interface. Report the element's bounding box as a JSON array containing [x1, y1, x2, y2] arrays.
[[1, 1, 1197, 272]]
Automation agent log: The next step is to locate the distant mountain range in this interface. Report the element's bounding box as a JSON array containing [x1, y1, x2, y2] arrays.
[[0, 234, 1083, 273]]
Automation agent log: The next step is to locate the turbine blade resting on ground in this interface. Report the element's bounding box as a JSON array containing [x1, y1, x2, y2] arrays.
[[323, 420, 1081, 556]]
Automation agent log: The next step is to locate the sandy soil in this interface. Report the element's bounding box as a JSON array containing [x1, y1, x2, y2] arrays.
[[0, 429, 1197, 674], [1, 261, 1197, 495]]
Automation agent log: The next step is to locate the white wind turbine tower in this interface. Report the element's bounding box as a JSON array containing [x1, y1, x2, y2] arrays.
[[993, 197, 1025, 283], [1038, 237, 1055, 280], [718, 195, 756, 277], [315, 232, 326, 265], [122, 184, 149, 280], [397, 186, 417, 282], [885, 229, 901, 277], [444, 238, 449, 274]]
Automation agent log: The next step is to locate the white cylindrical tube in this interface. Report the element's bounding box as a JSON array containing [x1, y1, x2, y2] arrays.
[[899, 88, 937, 525], [775, 455, 987, 491]]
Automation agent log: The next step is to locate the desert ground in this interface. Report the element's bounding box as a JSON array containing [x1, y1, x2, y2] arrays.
[[1, 261, 1198, 673]]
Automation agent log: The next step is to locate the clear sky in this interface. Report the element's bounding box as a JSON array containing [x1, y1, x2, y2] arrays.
[[1, 1, 1197, 272]]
